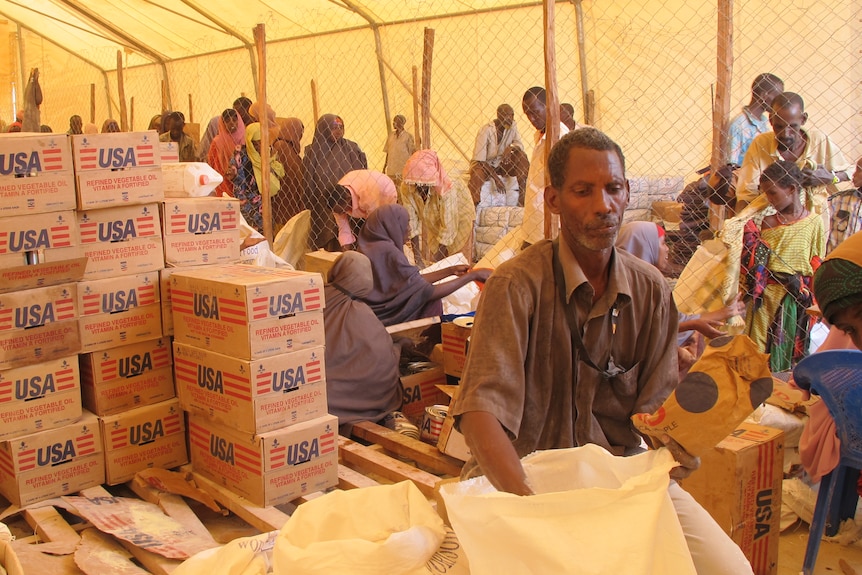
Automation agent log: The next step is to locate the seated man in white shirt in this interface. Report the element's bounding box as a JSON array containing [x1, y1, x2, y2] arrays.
[[468, 104, 525, 206]]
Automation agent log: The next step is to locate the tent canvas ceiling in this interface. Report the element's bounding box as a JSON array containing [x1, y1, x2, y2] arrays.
[[0, 0, 540, 70]]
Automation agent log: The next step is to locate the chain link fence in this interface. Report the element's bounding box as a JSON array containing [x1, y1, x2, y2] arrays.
[[6, 0, 861, 369]]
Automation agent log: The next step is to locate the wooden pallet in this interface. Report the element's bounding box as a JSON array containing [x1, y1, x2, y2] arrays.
[[3, 423, 463, 575]]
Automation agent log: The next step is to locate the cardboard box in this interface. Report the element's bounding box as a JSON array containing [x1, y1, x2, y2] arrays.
[[100, 398, 187, 485], [171, 265, 325, 359], [0, 282, 81, 370], [400, 365, 451, 426], [0, 355, 82, 440], [0, 133, 76, 216], [436, 385, 471, 462], [174, 342, 327, 434], [159, 265, 201, 336], [0, 282, 78, 332], [301, 249, 341, 278], [79, 337, 174, 416], [188, 413, 338, 507], [77, 203, 165, 280], [0, 210, 81, 279], [0, 410, 104, 506], [159, 142, 179, 164], [161, 198, 241, 266], [680, 423, 784, 575], [72, 131, 164, 209], [0, 256, 87, 295], [77, 271, 162, 352], [441, 321, 471, 378]]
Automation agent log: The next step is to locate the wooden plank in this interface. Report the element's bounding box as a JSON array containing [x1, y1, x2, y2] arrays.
[[183, 468, 291, 533], [351, 421, 463, 477], [337, 464, 381, 490], [128, 477, 217, 546], [79, 486, 181, 575], [23, 506, 80, 550], [338, 436, 439, 497]]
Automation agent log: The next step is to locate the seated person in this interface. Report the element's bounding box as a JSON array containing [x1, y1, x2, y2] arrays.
[[400, 149, 460, 266], [799, 230, 862, 484], [328, 169, 397, 250], [357, 204, 490, 326], [323, 251, 418, 437], [468, 104, 525, 206], [826, 155, 862, 253], [616, 221, 744, 376]]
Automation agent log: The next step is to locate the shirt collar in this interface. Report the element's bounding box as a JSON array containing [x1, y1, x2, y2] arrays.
[[557, 238, 632, 317]]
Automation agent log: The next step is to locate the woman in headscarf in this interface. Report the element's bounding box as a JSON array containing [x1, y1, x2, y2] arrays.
[[271, 117, 305, 230], [323, 251, 415, 436], [101, 119, 121, 133], [741, 160, 825, 371], [400, 149, 460, 266], [230, 122, 284, 234], [357, 204, 490, 326], [616, 221, 744, 378], [794, 230, 862, 485], [207, 108, 246, 198], [302, 114, 367, 251], [197, 116, 219, 161]]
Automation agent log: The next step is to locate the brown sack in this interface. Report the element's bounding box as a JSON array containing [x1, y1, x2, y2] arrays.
[[632, 335, 773, 456]]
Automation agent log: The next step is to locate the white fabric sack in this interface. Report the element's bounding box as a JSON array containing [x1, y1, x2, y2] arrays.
[[440, 445, 696, 575], [421, 253, 481, 315], [173, 531, 277, 575], [272, 481, 446, 575]]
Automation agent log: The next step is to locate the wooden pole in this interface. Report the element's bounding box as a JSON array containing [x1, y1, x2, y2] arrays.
[[130, 96, 134, 131], [311, 80, 319, 123], [710, 0, 733, 231], [411, 66, 421, 149], [421, 28, 434, 150], [253, 24, 273, 245], [89, 84, 96, 123], [543, 0, 560, 240], [161, 81, 168, 112], [573, 0, 592, 126], [116, 51, 128, 131], [188, 94, 194, 124]]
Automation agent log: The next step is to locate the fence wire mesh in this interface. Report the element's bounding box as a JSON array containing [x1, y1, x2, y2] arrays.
[[6, 0, 861, 370]]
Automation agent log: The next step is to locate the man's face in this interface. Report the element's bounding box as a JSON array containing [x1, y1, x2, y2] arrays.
[[497, 105, 514, 129], [546, 147, 629, 254], [170, 119, 184, 139], [393, 116, 405, 132], [522, 95, 546, 132], [70, 116, 83, 133], [770, 104, 806, 152], [852, 159, 862, 189]]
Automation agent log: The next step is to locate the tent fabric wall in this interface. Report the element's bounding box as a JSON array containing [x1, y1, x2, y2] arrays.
[[1, 0, 859, 182]]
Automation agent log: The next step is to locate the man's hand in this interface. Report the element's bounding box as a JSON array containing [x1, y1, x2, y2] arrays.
[[801, 165, 837, 187], [654, 434, 700, 480]]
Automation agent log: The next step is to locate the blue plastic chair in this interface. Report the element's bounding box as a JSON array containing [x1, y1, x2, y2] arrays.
[[792, 349, 862, 575]]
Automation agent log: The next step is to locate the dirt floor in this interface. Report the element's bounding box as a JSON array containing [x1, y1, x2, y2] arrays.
[[779, 520, 862, 575]]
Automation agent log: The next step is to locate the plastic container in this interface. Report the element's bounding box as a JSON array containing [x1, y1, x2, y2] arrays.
[[162, 162, 224, 197]]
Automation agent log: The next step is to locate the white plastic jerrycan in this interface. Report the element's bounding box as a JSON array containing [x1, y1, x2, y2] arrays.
[[162, 162, 224, 197]]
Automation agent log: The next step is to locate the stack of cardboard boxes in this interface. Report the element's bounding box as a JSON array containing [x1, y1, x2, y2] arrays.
[[0, 130, 246, 506], [0, 132, 103, 505], [170, 264, 339, 506]]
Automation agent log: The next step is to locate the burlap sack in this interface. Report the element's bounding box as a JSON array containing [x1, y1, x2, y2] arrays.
[[632, 334, 773, 456]]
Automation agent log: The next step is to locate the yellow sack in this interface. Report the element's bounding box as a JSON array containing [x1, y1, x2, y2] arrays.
[[440, 446, 696, 575], [272, 481, 451, 575], [632, 334, 773, 456]]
